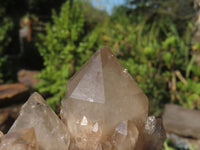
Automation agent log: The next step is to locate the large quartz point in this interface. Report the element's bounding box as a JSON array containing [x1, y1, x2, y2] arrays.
[[61, 47, 149, 149], [0, 128, 39, 150], [9, 92, 70, 150]]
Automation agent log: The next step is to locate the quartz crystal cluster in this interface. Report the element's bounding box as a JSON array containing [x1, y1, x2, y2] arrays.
[[0, 47, 166, 150]]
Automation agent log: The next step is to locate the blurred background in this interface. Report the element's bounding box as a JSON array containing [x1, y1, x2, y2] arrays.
[[0, 0, 200, 149]]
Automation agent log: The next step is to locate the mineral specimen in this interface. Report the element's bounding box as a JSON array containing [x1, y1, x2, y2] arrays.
[[1, 47, 166, 150], [0, 128, 38, 150], [9, 92, 70, 150], [61, 47, 157, 150]]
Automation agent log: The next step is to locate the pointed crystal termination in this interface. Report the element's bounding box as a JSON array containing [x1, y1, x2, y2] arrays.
[[9, 92, 70, 150], [61, 47, 149, 149], [0, 128, 39, 150]]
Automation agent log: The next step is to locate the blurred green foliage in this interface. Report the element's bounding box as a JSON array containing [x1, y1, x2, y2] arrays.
[[36, 0, 200, 115], [163, 138, 197, 150], [36, 1, 101, 109], [0, 7, 13, 83], [94, 9, 200, 115], [163, 139, 176, 150]]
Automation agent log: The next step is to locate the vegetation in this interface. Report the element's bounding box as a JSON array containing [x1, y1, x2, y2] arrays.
[[36, 1, 103, 108], [0, 6, 13, 83], [35, 0, 200, 116]]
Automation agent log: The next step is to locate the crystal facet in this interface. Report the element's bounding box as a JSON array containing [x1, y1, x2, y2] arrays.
[[9, 92, 70, 150], [61, 47, 149, 149], [70, 53, 105, 104], [0, 128, 39, 150]]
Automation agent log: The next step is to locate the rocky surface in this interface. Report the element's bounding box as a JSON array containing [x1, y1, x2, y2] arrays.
[[0, 105, 21, 133], [0, 83, 29, 107], [167, 133, 200, 150], [17, 69, 40, 89], [163, 104, 200, 139]]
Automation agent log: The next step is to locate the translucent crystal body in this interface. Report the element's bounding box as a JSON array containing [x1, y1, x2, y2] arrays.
[[9, 92, 70, 150], [61, 47, 149, 149], [0, 128, 39, 150]]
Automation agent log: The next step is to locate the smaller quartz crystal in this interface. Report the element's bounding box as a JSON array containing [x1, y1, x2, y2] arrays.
[[9, 92, 70, 150], [142, 116, 166, 150], [0, 128, 39, 150], [111, 121, 139, 150]]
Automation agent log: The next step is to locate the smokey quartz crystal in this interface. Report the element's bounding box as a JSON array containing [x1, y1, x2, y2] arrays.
[[0, 47, 166, 150], [9, 92, 70, 150], [61, 47, 166, 150]]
